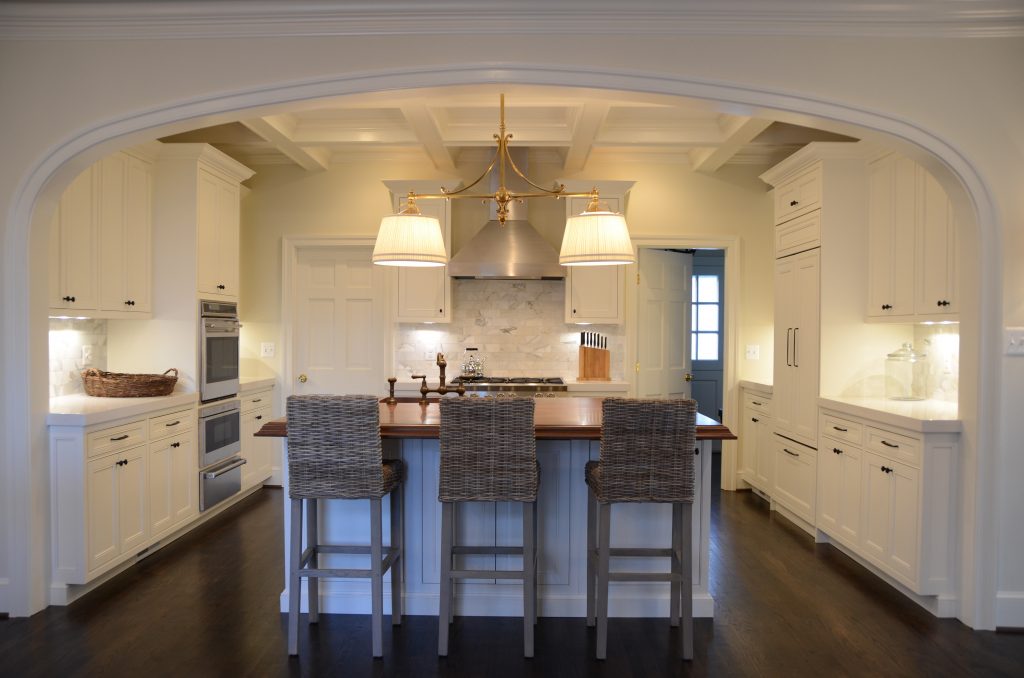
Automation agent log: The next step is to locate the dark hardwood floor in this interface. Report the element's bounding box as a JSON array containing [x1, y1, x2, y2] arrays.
[[2, 460, 1023, 677]]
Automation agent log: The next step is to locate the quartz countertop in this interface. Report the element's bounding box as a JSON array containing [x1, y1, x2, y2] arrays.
[[239, 376, 276, 393], [48, 391, 198, 428], [739, 380, 773, 395], [818, 396, 960, 433]]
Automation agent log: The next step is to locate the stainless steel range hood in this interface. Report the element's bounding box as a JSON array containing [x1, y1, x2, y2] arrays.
[[447, 150, 564, 280]]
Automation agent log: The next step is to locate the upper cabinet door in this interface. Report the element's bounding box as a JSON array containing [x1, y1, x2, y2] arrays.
[[395, 197, 450, 322], [98, 154, 129, 312], [563, 195, 626, 325], [196, 169, 240, 299], [123, 155, 154, 313], [866, 154, 915, 320], [916, 169, 958, 317], [53, 167, 99, 312], [773, 165, 822, 225]]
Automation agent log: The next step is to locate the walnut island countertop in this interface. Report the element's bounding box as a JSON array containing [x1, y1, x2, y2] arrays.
[[256, 396, 735, 440]]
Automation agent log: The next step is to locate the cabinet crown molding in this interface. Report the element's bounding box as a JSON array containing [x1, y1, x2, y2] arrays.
[[760, 141, 868, 188], [157, 143, 255, 183]]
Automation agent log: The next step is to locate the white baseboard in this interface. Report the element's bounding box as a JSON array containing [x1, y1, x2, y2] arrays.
[[279, 584, 715, 619], [771, 502, 816, 537], [0, 577, 9, 614], [996, 591, 1024, 629]]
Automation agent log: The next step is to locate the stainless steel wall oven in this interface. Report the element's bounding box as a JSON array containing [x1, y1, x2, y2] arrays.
[[199, 300, 240, 402]]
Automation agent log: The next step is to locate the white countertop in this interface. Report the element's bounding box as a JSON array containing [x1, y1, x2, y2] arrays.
[[48, 391, 199, 428], [239, 376, 276, 393], [739, 380, 773, 395], [819, 396, 961, 433]]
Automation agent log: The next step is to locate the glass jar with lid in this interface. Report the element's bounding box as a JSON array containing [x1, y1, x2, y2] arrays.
[[885, 342, 929, 401]]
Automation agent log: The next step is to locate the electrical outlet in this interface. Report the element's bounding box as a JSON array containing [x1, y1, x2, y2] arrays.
[[80, 345, 93, 365], [745, 344, 760, 360], [260, 342, 276, 358], [1005, 328, 1024, 356]]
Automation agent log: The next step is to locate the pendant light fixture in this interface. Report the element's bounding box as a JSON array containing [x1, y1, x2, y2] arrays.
[[372, 94, 635, 268]]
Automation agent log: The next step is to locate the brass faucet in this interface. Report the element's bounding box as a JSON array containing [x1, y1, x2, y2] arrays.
[[411, 353, 466, 402]]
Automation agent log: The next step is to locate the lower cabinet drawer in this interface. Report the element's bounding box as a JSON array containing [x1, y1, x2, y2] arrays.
[[865, 426, 921, 468], [88, 421, 147, 458], [772, 436, 817, 524], [148, 408, 194, 440]]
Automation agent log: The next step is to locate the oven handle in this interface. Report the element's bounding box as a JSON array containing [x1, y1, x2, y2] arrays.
[[204, 458, 247, 479]]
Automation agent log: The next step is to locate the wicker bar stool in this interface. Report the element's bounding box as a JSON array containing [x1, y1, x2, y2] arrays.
[[285, 395, 405, 658], [585, 397, 697, 660], [437, 397, 539, 658]]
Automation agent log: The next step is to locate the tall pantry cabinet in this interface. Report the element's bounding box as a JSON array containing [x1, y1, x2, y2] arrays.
[[759, 143, 870, 529]]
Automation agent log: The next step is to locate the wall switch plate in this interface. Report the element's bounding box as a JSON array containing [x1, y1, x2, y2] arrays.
[[260, 342, 276, 358], [80, 345, 93, 365], [1005, 328, 1024, 356], [745, 344, 760, 360]]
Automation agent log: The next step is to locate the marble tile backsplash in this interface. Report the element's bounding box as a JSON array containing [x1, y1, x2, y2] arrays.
[[914, 324, 959, 403], [49, 318, 108, 397], [395, 280, 625, 381]]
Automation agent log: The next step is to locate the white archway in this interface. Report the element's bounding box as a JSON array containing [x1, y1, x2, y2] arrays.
[[2, 64, 1001, 628]]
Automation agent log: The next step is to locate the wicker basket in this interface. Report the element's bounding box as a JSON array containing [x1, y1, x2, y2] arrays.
[[81, 368, 178, 398]]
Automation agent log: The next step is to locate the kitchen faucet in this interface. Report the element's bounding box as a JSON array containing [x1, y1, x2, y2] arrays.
[[411, 353, 466, 402]]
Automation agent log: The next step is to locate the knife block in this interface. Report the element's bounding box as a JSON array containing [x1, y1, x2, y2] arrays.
[[578, 346, 611, 381]]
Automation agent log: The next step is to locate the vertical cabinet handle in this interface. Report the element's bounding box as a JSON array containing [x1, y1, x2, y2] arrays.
[[793, 327, 799, 367], [786, 328, 792, 367]]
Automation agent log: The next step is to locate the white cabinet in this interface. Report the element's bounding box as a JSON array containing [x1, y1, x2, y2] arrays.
[[50, 166, 99, 313], [50, 147, 155, 318], [867, 152, 958, 321], [148, 409, 198, 541], [240, 387, 275, 490], [563, 193, 627, 324], [50, 403, 199, 588], [816, 412, 863, 549], [738, 389, 774, 494], [385, 181, 452, 323], [85, 444, 148, 574], [197, 167, 241, 299], [817, 406, 958, 596], [770, 435, 817, 525], [773, 165, 822, 224], [772, 248, 820, 447]]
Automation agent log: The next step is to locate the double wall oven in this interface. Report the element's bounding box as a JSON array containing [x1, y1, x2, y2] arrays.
[[198, 300, 245, 511]]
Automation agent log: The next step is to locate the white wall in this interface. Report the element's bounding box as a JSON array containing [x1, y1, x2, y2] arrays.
[[1, 16, 1021, 626]]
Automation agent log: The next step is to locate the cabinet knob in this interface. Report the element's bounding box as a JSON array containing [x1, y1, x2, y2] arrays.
[[789, 200, 799, 207], [217, 284, 226, 290], [881, 304, 892, 310], [298, 374, 308, 383], [255, 415, 263, 421], [171, 442, 180, 448], [833, 447, 843, 455], [439, 308, 443, 313], [572, 308, 577, 314], [751, 417, 759, 423], [62, 295, 76, 303]]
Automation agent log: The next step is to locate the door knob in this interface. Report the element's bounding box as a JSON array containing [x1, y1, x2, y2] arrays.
[[684, 373, 694, 382], [298, 374, 308, 383]]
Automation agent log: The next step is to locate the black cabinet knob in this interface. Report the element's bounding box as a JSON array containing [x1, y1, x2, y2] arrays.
[[572, 309, 577, 314], [833, 447, 843, 455], [439, 308, 443, 313], [881, 304, 892, 310], [789, 200, 799, 206], [171, 442, 180, 448], [62, 295, 76, 303], [217, 284, 226, 290], [751, 417, 759, 423], [255, 415, 262, 421]]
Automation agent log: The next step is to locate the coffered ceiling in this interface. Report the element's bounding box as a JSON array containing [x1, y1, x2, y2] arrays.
[[159, 86, 856, 175]]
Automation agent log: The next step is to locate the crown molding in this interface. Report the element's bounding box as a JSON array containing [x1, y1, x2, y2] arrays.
[[2, 1, 1022, 40]]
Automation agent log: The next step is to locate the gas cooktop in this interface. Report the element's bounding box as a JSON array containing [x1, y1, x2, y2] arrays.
[[449, 376, 567, 392]]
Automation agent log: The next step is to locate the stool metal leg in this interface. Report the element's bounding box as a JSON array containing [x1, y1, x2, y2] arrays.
[[533, 498, 540, 626], [595, 502, 611, 660], [523, 501, 536, 658], [391, 485, 403, 625], [438, 502, 454, 656], [586, 486, 597, 627], [448, 504, 456, 624], [670, 502, 682, 627], [307, 498, 319, 624], [681, 501, 693, 660], [370, 497, 384, 658], [287, 498, 303, 656]]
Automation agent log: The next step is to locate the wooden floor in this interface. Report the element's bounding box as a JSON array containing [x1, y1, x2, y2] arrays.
[[2, 463, 1023, 677]]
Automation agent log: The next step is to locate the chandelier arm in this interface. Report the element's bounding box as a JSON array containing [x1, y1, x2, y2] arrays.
[[440, 147, 500, 197], [505, 153, 569, 197]]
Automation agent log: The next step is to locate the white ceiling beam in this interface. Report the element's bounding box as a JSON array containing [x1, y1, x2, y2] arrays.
[[691, 116, 773, 174], [399, 104, 457, 173], [240, 115, 330, 172], [563, 102, 611, 174]]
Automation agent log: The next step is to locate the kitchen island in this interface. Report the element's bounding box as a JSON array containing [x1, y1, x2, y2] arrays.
[[257, 397, 735, 619]]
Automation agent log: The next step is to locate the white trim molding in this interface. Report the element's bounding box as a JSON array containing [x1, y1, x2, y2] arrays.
[[996, 591, 1024, 629], [1, 1, 1022, 40]]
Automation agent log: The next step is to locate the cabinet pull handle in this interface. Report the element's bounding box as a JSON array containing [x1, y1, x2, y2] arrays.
[[789, 200, 799, 206], [786, 328, 792, 366], [833, 447, 843, 455], [751, 400, 762, 406], [251, 399, 262, 403], [793, 327, 799, 367], [439, 308, 443, 313], [880, 440, 899, 449], [833, 426, 848, 432], [751, 417, 759, 423], [694, 447, 700, 456], [783, 448, 799, 457], [110, 434, 130, 441], [165, 420, 180, 427]]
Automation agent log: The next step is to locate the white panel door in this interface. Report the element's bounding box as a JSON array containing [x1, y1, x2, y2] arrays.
[[87, 454, 120, 573], [836, 444, 863, 546], [791, 249, 820, 445], [124, 155, 153, 312], [196, 170, 221, 296], [98, 153, 128, 312], [396, 198, 449, 322], [861, 451, 892, 565], [772, 257, 796, 434], [169, 433, 198, 526], [888, 461, 920, 583], [816, 444, 842, 536], [118, 446, 149, 555], [754, 418, 774, 491], [148, 436, 176, 537], [58, 167, 99, 311], [867, 155, 916, 319], [916, 169, 958, 314], [637, 248, 692, 399], [292, 246, 390, 395]]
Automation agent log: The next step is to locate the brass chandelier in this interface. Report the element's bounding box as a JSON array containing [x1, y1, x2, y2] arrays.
[[372, 94, 635, 268]]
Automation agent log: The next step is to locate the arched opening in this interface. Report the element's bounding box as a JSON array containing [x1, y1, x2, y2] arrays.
[[3, 67, 998, 629]]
